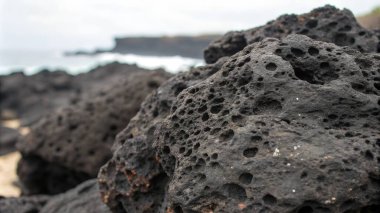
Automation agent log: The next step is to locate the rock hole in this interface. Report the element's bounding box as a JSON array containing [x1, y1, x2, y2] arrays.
[[320, 62, 330, 69], [250, 135, 262, 142], [220, 129, 235, 140], [308, 47, 319, 56], [198, 105, 207, 113], [294, 67, 314, 84], [298, 206, 313, 213], [163, 146, 170, 154], [365, 150, 374, 160], [179, 147, 186, 153], [305, 19, 318, 28], [265, 63, 278, 71], [221, 183, 247, 201], [239, 173, 253, 184], [210, 105, 223, 114], [172, 83, 187, 96], [291, 48, 305, 57], [232, 115, 243, 123], [202, 113, 209, 121], [300, 171, 308, 179], [262, 194, 277, 205], [211, 153, 218, 159], [374, 83, 380, 90], [174, 205, 183, 213], [243, 147, 258, 158]]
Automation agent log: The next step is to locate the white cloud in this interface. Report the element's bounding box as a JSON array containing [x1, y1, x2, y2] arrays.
[[0, 0, 378, 50]]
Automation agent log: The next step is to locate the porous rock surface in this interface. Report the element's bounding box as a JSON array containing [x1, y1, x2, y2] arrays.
[[0, 195, 50, 213], [40, 179, 111, 213], [98, 58, 227, 212], [155, 35, 380, 212], [0, 62, 149, 126], [204, 5, 380, 64], [17, 69, 171, 195]]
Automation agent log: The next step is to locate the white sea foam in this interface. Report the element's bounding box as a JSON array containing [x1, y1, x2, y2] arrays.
[[0, 50, 204, 75]]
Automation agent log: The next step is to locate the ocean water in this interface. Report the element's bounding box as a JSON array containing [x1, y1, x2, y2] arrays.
[[0, 49, 204, 75]]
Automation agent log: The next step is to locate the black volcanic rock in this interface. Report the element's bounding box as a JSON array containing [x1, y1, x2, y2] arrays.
[[40, 179, 111, 213], [204, 5, 380, 64], [0, 62, 150, 127], [0, 70, 74, 126], [17, 68, 172, 195], [112, 35, 220, 58], [155, 35, 380, 212], [65, 35, 221, 59], [0, 195, 50, 213], [98, 59, 227, 212]]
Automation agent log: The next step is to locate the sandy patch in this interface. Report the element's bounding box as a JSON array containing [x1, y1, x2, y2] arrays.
[[0, 151, 21, 196]]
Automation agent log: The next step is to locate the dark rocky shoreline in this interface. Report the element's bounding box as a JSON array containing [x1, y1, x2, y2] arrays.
[[65, 35, 221, 59], [0, 5, 379, 213]]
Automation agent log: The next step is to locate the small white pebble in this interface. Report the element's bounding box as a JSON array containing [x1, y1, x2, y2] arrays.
[[292, 189, 296, 193], [296, 97, 299, 101], [298, 114, 301, 117], [293, 146, 298, 150], [286, 163, 291, 166], [273, 148, 280, 157]]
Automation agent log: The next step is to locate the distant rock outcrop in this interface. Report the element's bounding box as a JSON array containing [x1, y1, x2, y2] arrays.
[[65, 35, 220, 59], [204, 5, 380, 64], [112, 35, 220, 58]]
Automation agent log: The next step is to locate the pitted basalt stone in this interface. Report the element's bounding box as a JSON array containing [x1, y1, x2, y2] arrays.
[[98, 59, 227, 213], [204, 5, 380, 64], [155, 35, 380, 212], [17, 69, 171, 195], [0, 62, 147, 126]]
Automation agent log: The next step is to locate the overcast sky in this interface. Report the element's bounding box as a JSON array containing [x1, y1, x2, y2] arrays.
[[0, 0, 378, 51]]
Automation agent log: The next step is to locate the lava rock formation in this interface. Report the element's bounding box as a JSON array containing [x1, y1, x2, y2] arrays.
[[16, 68, 171, 195], [156, 34, 380, 212], [204, 5, 380, 64]]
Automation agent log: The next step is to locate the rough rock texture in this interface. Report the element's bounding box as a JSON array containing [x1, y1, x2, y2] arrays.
[[0, 70, 74, 126], [0, 195, 50, 213], [98, 58, 227, 212], [204, 5, 380, 64], [0, 126, 21, 155], [0, 62, 149, 126], [17, 68, 171, 195], [17, 155, 91, 195], [40, 179, 111, 213], [155, 35, 380, 212]]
